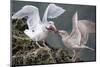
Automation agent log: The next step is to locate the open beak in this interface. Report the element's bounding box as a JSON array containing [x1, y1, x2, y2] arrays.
[[46, 25, 58, 33], [50, 25, 58, 33], [51, 25, 58, 33]]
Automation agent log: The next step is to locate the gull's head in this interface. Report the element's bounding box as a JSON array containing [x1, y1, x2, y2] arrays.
[[45, 21, 58, 32], [12, 5, 38, 19], [58, 30, 68, 38]]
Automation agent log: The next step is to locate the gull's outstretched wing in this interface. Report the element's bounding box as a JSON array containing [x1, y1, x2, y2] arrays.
[[79, 20, 95, 33], [70, 12, 81, 45], [78, 20, 96, 45], [12, 5, 41, 30], [42, 4, 65, 22]]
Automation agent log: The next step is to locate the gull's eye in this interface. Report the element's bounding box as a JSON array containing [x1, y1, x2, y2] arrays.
[[32, 30, 34, 32]]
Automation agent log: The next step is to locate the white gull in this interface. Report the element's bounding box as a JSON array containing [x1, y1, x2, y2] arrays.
[[12, 4, 65, 48]]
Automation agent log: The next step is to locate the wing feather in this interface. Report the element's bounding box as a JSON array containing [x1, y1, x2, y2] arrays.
[[70, 12, 81, 45], [78, 20, 96, 45], [12, 5, 41, 30], [78, 20, 96, 33], [42, 4, 65, 22]]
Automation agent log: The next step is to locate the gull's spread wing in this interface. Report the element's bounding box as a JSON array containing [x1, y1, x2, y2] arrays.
[[79, 20, 95, 33], [12, 5, 41, 30], [70, 12, 81, 45], [78, 20, 95, 45], [42, 4, 65, 22]]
